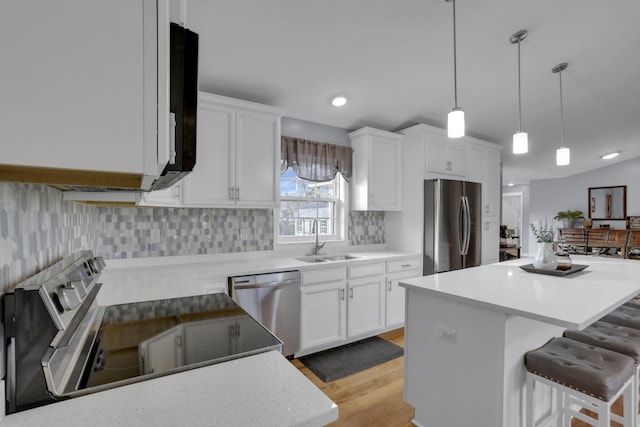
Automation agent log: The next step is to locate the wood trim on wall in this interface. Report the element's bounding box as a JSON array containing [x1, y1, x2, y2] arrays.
[[0, 164, 142, 189]]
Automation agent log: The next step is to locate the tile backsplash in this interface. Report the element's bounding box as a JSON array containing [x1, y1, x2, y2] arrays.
[[1, 183, 386, 292], [349, 211, 385, 245], [95, 207, 273, 259], [0, 183, 96, 293]]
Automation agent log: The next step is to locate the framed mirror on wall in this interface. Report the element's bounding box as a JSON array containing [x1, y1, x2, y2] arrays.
[[588, 185, 627, 220]]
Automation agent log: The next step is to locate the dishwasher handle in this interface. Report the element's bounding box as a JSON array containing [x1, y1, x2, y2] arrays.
[[232, 277, 299, 290]]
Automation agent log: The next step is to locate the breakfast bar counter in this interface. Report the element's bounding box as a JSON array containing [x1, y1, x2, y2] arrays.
[[400, 256, 640, 427]]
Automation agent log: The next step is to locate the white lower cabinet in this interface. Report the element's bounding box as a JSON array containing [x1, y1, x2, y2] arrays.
[[346, 277, 385, 338], [298, 258, 421, 356], [385, 258, 422, 329], [300, 268, 348, 352]]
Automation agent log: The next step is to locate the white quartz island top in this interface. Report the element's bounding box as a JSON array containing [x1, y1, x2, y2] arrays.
[[400, 255, 640, 329], [0, 351, 337, 427]]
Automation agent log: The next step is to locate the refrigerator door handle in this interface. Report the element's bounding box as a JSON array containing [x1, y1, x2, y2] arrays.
[[461, 196, 471, 256], [458, 196, 466, 254]]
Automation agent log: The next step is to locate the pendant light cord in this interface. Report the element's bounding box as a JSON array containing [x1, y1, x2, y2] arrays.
[[517, 40, 522, 132], [452, 0, 458, 108], [558, 69, 565, 148]]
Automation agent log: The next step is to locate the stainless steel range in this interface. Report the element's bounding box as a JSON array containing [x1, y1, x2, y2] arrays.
[[4, 251, 281, 414]]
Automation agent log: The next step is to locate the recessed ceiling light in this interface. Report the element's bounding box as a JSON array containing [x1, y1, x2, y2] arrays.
[[507, 182, 515, 187], [601, 152, 619, 160], [331, 96, 347, 107]]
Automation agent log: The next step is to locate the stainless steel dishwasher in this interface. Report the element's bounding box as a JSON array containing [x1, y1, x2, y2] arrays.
[[229, 270, 301, 357]]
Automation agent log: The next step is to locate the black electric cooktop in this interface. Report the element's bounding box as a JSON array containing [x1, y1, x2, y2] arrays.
[[82, 293, 283, 390]]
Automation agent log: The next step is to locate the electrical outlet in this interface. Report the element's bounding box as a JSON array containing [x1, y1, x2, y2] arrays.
[[240, 228, 248, 241], [437, 325, 457, 344]]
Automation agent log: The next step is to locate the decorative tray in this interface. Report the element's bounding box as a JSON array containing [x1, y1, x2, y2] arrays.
[[519, 263, 588, 276]]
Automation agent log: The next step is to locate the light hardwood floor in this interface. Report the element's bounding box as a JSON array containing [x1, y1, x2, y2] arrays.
[[292, 329, 623, 427], [291, 329, 414, 427]]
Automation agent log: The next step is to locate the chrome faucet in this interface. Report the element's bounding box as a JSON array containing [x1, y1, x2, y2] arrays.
[[312, 217, 325, 256]]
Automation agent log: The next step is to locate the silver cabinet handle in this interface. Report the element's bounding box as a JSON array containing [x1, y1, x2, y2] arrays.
[[339, 288, 345, 301], [401, 264, 411, 268], [349, 287, 354, 299], [229, 187, 234, 200], [236, 187, 240, 200], [387, 280, 392, 292]]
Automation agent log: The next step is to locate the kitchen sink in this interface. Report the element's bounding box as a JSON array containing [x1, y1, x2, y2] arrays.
[[322, 255, 360, 261], [295, 254, 361, 263], [295, 257, 328, 263]]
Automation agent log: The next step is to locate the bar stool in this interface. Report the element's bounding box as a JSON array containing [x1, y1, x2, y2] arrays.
[[601, 304, 640, 330], [525, 336, 635, 427], [565, 321, 640, 425]]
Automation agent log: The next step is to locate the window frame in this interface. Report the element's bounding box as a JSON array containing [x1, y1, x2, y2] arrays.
[[275, 170, 348, 246]]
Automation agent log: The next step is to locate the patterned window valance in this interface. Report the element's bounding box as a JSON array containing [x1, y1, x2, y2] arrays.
[[280, 136, 353, 182]]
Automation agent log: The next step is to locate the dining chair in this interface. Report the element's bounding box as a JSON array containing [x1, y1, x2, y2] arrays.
[[558, 228, 587, 254], [626, 230, 640, 259], [586, 228, 610, 255]]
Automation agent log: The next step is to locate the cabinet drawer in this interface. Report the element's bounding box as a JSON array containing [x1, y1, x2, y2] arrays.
[[302, 268, 346, 285], [387, 258, 421, 274], [348, 263, 385, 280]]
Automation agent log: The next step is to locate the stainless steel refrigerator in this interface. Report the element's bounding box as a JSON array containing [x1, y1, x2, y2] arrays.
[[423, 178, 482, 275]]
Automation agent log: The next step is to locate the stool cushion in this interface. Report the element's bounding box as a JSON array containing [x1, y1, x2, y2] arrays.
[[525, 337, 635, 401], [601, 305, 640, 330], [564, 321, 640, 364]]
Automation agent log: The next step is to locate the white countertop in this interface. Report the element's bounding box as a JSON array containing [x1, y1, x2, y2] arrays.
[[98, 249, 420, 306], [1, 351, 337, 427], [400, 255, 640, 329], [2, 248, 418, 425]]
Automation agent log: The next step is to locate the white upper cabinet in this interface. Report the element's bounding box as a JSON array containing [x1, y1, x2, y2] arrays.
[[467, 141, 502, 217], [349, 127, 403, 211], [181, 93, 282, 208], [0, 0, 175, 189], [425, 133, 467, 177]]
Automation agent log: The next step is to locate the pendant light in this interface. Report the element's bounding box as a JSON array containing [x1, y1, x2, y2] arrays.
[[510, 30, 528, 154], [446, 0, 464, 138], [552, 62, 570, 166]]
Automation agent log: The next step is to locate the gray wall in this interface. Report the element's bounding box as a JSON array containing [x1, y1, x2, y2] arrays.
[[282, 117, 351, 146], [527, 157, 640, 254]]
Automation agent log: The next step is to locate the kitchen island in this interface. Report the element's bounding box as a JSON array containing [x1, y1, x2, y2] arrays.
[[400, 255, 640, 427]]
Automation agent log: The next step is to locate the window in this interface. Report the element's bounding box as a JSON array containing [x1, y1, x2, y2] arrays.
[[278, 168, 346, 242]]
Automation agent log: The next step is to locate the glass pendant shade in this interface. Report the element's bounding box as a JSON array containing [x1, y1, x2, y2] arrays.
[[556, 147, 570, 166], [513, 131, 528, 154], [447, 108, 465, 138]]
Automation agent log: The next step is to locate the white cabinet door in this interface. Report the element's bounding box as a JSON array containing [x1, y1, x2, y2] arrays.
[[448, 143, 468, 177], [182, 100, 235, 206], [385, 270, 420, 329], [347, 277, 385, 338], [369, 135, 402, 210], [182, 93, 281, 208], [0, 0, 166, 187], [425, 134, 467, 177], [482, 218, 501, 265], [300, 281, 347, 350], [349, 127, 403, 211], [485, 148, 501, 217], [235, 109, 280, 208], [467, 144, 501, 217]]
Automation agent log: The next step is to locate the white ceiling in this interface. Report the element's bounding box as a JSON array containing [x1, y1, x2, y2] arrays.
[[187, 0, 640, 185]]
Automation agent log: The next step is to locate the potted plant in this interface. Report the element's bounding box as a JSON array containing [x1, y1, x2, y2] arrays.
[[554, 210, 584, 228], [530, 222, 558, 270]]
